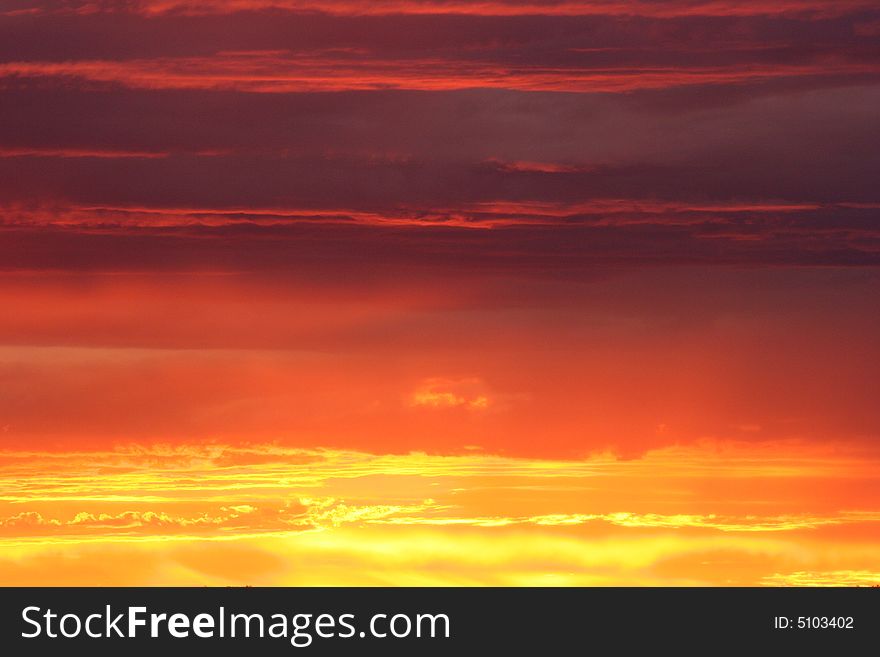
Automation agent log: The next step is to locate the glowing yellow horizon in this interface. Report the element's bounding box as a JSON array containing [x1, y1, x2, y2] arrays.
[[2, 441, 878, 586]]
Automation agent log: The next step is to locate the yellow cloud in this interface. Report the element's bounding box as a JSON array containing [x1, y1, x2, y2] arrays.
[[0, 441, 878, 585], [762, 570, 880, 587]]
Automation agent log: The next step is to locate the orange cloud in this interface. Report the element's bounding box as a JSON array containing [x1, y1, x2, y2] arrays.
[[409, 378, 491, 410], [3, 56, 875, 93], [19, 1, 875, 19]]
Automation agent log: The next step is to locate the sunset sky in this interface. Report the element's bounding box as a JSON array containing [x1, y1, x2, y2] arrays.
[[1, 0, 879, 586]]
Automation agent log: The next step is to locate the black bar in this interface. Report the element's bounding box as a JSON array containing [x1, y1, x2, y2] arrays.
[[0, 587, 876, 654]]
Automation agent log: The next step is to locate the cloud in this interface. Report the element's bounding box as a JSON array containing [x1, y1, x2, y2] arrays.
[[762, 570, 880, 586], [0, 441, 877, 584], [6, 1, 876, 19], [5, 55, 875, 94], [298, 497, 443, 527], [409, 378, 491, 410], [0, 511, 62, 527], [373, 511, 880, 532]]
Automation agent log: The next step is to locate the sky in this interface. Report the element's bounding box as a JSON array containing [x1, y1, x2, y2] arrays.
[[0, 0, 879, 586]]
